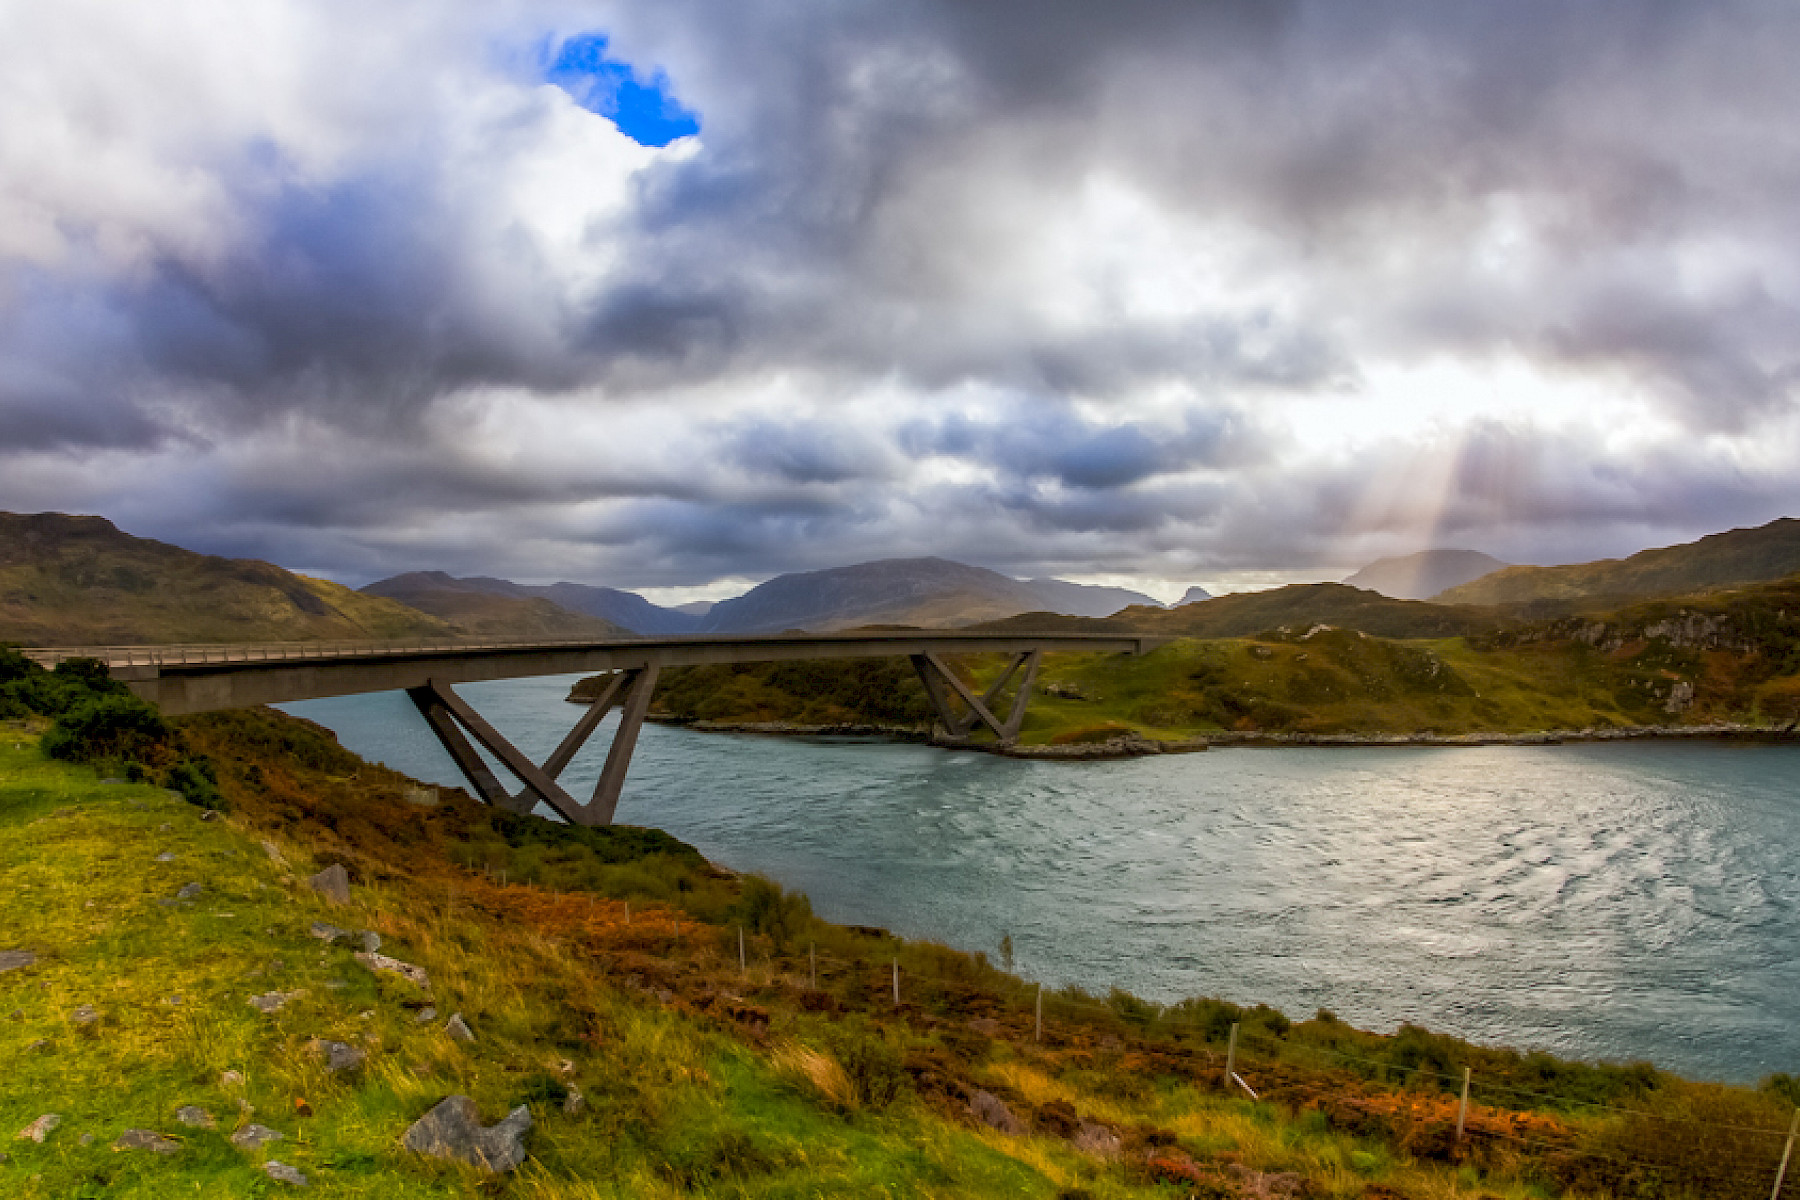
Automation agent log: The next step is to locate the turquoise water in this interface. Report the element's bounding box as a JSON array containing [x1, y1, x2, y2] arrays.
[[284, 675, 1800, 1083]]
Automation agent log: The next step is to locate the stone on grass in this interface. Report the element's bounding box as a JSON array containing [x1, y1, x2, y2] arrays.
[[968, 1090, 1025, 1135], [72, 1004, 98, 1025], [114, 1129, 180, 1154], [230, 1123, 283, 1150], [0, 950, 35, 973], [354, 951, 427, 989], [401, 1095, 531, 1173], [308, 922, 348, 943], [176, 882, 203, 900], [309, 1038, 366, 1072], [155, 852, 175, 863], [307, 864, 351, 905], [174, 1106, 215, 1129], [220, 1070, 244, 1086], [415, 1006, 438, 1024], [200, 810, 221, 822], [359, 930, 381, 953], [445, 1013, 474, 1042], [264, 1161, 308, 1186], [261, 840, 284, 863], [562, 1086, 584, 1116], [15, 1113, 60, 1142], [248, 990, 300, 1014]]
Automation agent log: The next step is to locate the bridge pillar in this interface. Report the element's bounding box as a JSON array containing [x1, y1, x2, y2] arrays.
[[909, 650, 1041, 743], [406, 666, 660, 826]]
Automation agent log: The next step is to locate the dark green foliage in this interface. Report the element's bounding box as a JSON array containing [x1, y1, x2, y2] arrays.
[[654, 658, 935, 726], [163, 755, 223, 810], [733, 876, 813, 951], [1759, 1072, 1800, 1107], [41, 693, 171, 764], [822, 1017, 908, 1109]]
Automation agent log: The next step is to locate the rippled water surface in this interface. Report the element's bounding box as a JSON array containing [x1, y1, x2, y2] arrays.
[[285, 676, 1800, 1082]]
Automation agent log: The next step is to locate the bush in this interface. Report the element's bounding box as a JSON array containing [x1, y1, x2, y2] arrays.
[[164, 756, 224, 810], [822, 1018, 907, 1110], [735, 876, 812, 951], [42, 693, 172, 765]]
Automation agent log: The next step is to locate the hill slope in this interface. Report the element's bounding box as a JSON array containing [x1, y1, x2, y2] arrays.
[[1436, 517, 1800, 607], [1343, 548, 1509, 600], [983, 582, 1507, 640], [358, 573, 632, 640], [699, 558, 1158, 633], [0, 512, 452, 645], [397, 575, 704, 636]]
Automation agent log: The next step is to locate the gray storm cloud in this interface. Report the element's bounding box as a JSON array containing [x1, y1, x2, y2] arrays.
[[1, 0, 1798, 587]]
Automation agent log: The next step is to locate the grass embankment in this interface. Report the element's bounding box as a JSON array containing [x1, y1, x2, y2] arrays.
[[7, 695, 1800, 1197], [650, 577, 1800, 744]]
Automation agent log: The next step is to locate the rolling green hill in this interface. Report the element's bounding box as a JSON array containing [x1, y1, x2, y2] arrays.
[[0, 513, 453, 646], [1435, 516, 1800, 608], [359, 572, 633, 640], [980, 582, 1508, 641]]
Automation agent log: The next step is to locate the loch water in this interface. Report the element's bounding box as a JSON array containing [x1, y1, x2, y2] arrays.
[[284, 674, 1800, 1083]]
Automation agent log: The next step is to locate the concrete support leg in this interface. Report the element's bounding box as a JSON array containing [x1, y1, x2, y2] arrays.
[[585, 664, 660, 827], [909, 650, 1041, 744], [407, 678, 588, 823]]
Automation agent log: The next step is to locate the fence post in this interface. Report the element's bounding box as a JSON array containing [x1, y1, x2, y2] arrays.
[[1035, 983, 1043, 1043], [739, 926, 747, 976], [892, 958, 900, 1006], [1224, 1022, 1239, 1089], [1773, 1108, 1799, 1200], [1457, 1066, 1471, 1142], [810, 942, 817, 989], [623, 899, 629, 924]]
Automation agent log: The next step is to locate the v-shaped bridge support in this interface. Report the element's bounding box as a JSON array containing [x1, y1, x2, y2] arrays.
[[908, 650, 1041, 743], [406, 665, 660, 826]]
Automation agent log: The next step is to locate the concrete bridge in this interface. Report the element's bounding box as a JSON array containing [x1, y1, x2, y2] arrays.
[[25, 631, 1160, 827]]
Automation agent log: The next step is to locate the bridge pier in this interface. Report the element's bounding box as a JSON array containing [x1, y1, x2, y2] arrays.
[[909, 649, 1041, 743], [406, 665, 660, 826]]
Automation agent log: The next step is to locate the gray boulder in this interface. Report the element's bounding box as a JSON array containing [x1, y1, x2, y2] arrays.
[[230, 1124, 284, 1150], [445, 1013, 474, 1042], [308, 864, 351, 905], [15, 1113, 60, 1142], [248, 990, 301, 1014], [360, 930, 381, 952], [174, 1106, 215, 1129], [71, 1004, 99, 1026], [0, 950, 35, 973], [310, 1038, 366, 1072], [401, 1095, 531, 1173], [968, 1089, 1024, 1135], [114, 1129, 180, 1154], [175, 882, 203, 900], [354, 951, 428, 989], [264, 1161, 308, 1186], [308, 922, 349, 943]]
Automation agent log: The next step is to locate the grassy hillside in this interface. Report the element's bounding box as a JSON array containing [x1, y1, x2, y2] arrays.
[[983, 583, 1508, 641], [360, 573, 633, 640], [1436, 517, 1800, 607], [8, 694, 1800, 1196], [0, 513, 453, 645], [649, 576, 1800, 743]]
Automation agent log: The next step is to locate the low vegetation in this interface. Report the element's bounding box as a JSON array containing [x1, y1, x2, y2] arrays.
[[649, 575, 1800, 743], [6, 671, 1799, 1196]]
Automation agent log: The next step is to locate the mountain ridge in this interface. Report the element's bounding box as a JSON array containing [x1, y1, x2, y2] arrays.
[[1344, 548, 1509, 600]]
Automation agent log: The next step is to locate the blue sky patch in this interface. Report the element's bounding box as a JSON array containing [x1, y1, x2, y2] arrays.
[[544, 34, 700, 147]]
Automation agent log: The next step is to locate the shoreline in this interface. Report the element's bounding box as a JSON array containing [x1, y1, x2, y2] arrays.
[[634, 711, 1800, 760]]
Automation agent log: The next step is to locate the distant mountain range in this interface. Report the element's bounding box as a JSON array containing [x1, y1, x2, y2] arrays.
[[1434, 518, 1800, 608], [692, 557, 1160, 634], [1343, 549, 1510, 601], [357, 573, 633, 639], [0, 513, 450, 645], [9, 510, 1800, 647]]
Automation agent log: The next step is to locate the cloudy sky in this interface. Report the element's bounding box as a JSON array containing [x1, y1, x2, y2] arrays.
[[3, 0, 1799, 601]]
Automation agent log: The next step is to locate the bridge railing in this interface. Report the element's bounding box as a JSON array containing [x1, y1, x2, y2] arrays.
[[20, 636, 618, 670]]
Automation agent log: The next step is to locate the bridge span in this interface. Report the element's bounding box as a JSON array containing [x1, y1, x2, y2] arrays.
[[26, 631, 1160, 827]]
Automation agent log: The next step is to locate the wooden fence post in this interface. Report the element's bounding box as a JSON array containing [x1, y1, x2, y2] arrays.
[[1035, 984, 1043, 1043], [1773, 1109, 1799, 1200], [1224, 1023, 1239, 1089], [1457, 1067, 1471, 1142]]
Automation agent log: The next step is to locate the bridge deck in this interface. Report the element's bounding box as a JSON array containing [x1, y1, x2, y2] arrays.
[[24, 631, 1162, 716]]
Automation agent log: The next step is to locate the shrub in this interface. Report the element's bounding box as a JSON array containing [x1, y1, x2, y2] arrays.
[[822, 1018, 907, 1110], [164, 756, 224, 810], [735, 876, 812, 951], [41, 693, 172, 765]]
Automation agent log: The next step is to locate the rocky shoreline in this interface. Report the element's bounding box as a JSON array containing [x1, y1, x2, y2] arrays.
[[635, 711, 1799, 760]]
